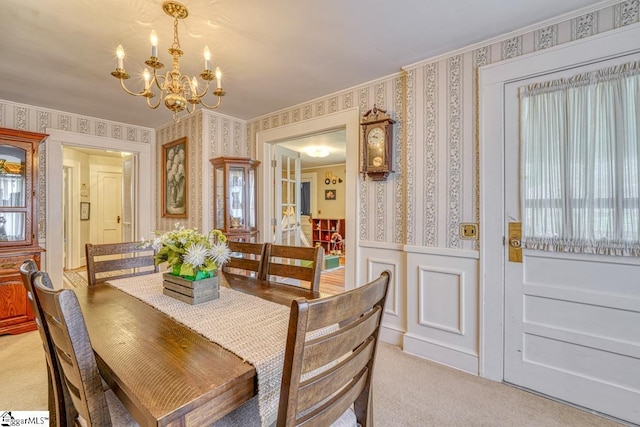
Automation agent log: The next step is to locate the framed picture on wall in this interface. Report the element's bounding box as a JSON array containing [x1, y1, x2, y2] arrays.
[[325, 189, 336, 200], [162, 137, 188, 218], [80, 202, 90, 220]]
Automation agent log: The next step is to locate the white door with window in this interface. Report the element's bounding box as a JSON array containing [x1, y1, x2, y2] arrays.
[[273, 145, 302, 246], [503, 54, 640, 424]]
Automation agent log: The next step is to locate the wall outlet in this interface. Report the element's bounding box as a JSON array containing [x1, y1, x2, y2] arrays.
[[460, 223, 478, 239]]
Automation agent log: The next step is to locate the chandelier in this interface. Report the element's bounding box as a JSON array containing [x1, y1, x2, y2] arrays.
[[111, 1, 225, 121]]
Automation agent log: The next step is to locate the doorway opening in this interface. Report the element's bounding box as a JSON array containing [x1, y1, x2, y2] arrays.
[[62, 146, 136, 274], [257, 108, 360, 293], [273, 128, 348, 292]]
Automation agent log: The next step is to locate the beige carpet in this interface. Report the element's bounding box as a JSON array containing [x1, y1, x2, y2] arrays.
[[373, 344, 623, 426], [0, 331, 47, 410], [0, 330, 624, 426]]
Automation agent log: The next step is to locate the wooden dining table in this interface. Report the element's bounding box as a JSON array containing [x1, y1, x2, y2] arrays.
[[72, 272, 323, 427]]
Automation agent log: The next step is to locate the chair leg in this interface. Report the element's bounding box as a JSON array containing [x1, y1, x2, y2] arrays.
[[47, 368, 58, 427]]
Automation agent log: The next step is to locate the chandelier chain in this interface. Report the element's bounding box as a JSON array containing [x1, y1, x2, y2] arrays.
[[173, 16, 181, 50]]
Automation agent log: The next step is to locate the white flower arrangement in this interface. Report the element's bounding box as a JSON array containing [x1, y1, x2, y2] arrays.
[[142, 223, 231, 280]]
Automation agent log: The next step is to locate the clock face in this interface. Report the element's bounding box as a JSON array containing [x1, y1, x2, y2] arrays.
[[367, 127, 385, 147]]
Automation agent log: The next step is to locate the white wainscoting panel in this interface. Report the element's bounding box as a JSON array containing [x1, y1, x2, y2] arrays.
[[404, 247, 479, 374], [359, 243, 405, 346], [418, 266, 465, 335]]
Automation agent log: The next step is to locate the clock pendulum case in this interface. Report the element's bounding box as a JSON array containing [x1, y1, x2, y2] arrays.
[[360, 105, 395, 181]]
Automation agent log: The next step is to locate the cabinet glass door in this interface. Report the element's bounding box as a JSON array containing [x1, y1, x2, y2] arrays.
[[248, 167, 256, 228], [229, 167, 245, 229], [214, 166, 225, 230], [0, 144, 27, 243]]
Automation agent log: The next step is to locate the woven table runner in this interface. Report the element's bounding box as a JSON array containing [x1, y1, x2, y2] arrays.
[[107, 272, 289, 426]]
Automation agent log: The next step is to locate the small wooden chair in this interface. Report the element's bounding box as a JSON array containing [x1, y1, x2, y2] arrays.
[[20, 260, 76, 427], [261, 244, 324, 292], [277, 271, 391, 426], [85, 241, 158, 286], [223, 241, 268, 278], [31, 271, 138, 426]]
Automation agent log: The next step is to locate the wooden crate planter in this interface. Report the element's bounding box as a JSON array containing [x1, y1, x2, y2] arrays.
[[162, 272, 219, 304]]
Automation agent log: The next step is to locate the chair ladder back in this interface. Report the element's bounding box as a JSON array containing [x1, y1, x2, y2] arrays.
[[32, 271, 112, 427], [306, 279, 388, 330], [277, 271, 391, 427], [296, 337, 375, 415], [264, 245, 323, 292], [302, 306, 381, 373], [20, 261, 75, 427], [86, 242, 158, 286], [224, 241, 268, 277]]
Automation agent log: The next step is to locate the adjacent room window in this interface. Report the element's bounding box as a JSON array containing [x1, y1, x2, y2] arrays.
[[520, 61, 640, 256]]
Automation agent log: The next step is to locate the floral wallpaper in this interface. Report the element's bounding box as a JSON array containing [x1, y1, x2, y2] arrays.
[[245, 0, 638, 250], [155, 110, 248, 233], [0, 99, 152, 241]]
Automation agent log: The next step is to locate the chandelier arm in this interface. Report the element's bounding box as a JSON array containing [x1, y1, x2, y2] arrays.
[[199, 95, 223, 109], [118, 78, 152, 97], [189, 77, 211, 99], [153, 70, 167, 91], [179, 74, 194, 97], [145, 94, 162, 110]]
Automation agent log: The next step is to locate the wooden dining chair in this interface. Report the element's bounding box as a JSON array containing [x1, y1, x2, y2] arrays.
[[277, 270, 391, 427], [223, 241, 268, 278], [31, 271, 138, 427], [20, 260, 76, 427], [261, 244, 324, 292], [85, 241, 158, 286]]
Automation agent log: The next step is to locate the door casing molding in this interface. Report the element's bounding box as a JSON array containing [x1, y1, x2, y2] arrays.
[[45, 129, 154, 289], [256, 108, 360, 289]]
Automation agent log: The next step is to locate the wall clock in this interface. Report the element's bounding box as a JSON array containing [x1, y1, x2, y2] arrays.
[[360, 105, 395, 181]]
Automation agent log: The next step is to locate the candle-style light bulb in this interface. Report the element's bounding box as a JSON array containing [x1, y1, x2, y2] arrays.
[[143, 69, 150, 90], [191, 77, 198, 95], [150, 30, 158, 57], [204, 46, 211, 70], [116, 45, 125, 69], [215, 67, 222, 89]]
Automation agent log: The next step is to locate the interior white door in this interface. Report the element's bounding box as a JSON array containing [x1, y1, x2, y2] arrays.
[[97, 171, 123, 244], [503, 54, 640, 424], [273, 145, 301, 246]]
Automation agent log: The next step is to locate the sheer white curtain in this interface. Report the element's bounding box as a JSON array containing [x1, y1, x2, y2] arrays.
[[520, 61, 640, 256]]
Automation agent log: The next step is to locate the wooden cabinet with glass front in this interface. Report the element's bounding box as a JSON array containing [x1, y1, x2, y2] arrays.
[[0, 128, 47, 335]]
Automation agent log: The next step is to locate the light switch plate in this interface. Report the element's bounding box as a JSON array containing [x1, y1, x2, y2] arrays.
[[460, 223, 478, 239]]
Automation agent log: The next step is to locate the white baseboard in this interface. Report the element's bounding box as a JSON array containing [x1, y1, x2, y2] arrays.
[[380, 325, 404, 347], [403, 333, 479, 375]]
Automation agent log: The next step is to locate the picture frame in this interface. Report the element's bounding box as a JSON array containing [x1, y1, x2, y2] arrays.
[[162, 137, 188, 218], [325, 189, 336, 200], [80, 202, 90, 220]]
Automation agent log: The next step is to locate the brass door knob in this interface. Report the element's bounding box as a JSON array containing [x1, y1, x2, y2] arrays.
[[509, 237, 521, 248]]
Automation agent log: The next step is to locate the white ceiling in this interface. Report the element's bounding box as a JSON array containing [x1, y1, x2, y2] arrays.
[[0, 0, 604, 128], [278, 129, 347, 168]]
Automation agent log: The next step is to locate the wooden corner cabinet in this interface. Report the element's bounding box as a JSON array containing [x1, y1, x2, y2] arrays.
[[312, 218, 345, 254], [0, 128, 47, 335], [211, 156, 260, 242]]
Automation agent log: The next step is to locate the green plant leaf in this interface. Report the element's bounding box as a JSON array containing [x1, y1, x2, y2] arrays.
[[179, 263, 195, 277]]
